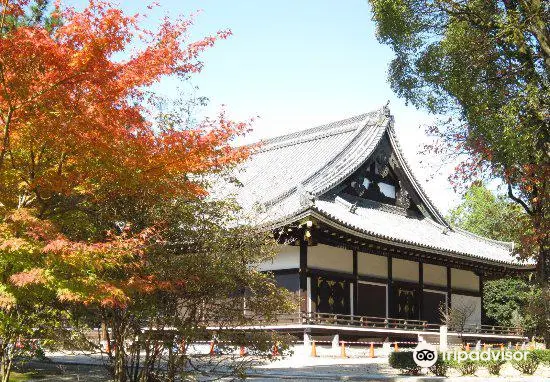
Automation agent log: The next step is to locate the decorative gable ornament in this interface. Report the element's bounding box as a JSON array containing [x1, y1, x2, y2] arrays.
[[375, 151, 391, 178], [298, 184, 315, 207], [396, 181, 411, 210]]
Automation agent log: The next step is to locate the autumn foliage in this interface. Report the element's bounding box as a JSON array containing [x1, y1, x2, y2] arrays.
[[0, 0, 261, 308], [0, 0, 251, 212], [0, 2, 291, 381]]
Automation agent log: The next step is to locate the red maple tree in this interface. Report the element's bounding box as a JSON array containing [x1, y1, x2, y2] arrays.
[[0, 0, 255, 308], [0, 0, 250, 213]]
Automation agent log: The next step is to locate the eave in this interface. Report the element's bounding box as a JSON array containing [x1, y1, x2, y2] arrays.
[[268, 208, 534, 273]]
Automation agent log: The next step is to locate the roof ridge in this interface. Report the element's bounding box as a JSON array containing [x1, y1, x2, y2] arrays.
[[261, 107, 389, 207], [255, 111, 379, 152]]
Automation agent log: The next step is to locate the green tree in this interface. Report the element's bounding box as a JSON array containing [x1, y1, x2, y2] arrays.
[[368, 0, 549, 281], [84, 197, 295, 382], [447, 184, 548, 340], [448, 183, 532, 247], [483, 278, 528, 326]]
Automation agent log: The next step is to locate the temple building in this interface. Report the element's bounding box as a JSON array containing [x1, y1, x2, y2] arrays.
[[227, 106, 532, 342]]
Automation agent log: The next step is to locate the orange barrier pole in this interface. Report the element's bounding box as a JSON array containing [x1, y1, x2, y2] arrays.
[[340, 341, 347, 358], [500, 344, 504, 351], [209, 341, 215, 356], [465, 343, 470, 352], [272, 343, 280, 357], [483, 343, 487, 351], [369, 343, 375, 358], [311, 340, 317, 357], [394, 342, 399, 352], [515, 343, 519, 350]]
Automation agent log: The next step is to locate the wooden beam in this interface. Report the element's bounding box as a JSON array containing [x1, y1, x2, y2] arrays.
[[479, 273, 485, 325], [316, 223, 521, 278], [447, 266, 452, 310], [387, 256, 393, 318], [419, 261, 424, 320], [307, 268, 355, 280], [299, 238, 308, 312], [353, 249, 358, 316]]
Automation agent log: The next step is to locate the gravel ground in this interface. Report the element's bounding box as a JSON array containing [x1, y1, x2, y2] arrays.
[[13, 347, 550, 381]]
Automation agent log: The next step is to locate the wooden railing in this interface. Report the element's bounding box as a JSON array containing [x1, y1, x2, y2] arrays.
[[260, 312, 523, 336], [302, 312, 433, 331], [459, 324, 524, 336]]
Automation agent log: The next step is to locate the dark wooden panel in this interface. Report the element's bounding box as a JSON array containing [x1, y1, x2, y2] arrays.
[[299, 239, 308, 291], [274, 273, 300, 292], [311, 275, 350, 315], [357, 283, 386, 318], [393, 284, 420, 320], [423, 291, 446, 324]]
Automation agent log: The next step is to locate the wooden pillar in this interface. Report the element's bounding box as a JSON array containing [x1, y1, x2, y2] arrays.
[[446, 266, 452, 311], [418, 261, 424, 320], [299, 238, 308, 313], [479, 273, 485, 325], [387, 256, 393, 318], [353, 249, 358, 316]]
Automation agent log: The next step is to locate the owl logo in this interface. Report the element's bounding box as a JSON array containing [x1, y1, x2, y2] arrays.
[[413, 343, 438, 367]]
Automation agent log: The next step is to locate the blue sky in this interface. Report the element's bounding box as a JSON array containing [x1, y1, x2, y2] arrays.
[[66, 0, 460, 213]]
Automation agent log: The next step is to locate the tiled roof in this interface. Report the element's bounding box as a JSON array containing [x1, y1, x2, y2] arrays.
[[228, 110, 382, 210], [313, 194, 519, 266], [221, 106, 529, 267]]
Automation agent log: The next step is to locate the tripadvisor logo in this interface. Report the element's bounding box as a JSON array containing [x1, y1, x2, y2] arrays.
[[443, 349, 529, 362], [413, 343, 529, 367], [413, 343, 438, 367]]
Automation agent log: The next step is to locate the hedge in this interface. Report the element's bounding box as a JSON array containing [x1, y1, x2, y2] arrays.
[[531, 349, 550, 366], [482, 359, 506, 375], [428, 355, 452, 377], [387, 349, 550, 376], [388, 351, 421, 375], [511, 351, 541, 375]]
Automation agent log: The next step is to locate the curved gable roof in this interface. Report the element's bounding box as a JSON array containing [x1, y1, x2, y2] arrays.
[[222, 106, 528, 267], [237, 106, 445, 220]]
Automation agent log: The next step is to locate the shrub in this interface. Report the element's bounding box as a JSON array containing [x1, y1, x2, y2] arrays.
[[483, 359, 506, 375], [531, 349, 550, 366], [428, 354, 451, 376], [512, 352, 540, 375], [388, 351, 421, 375], [455, 359, 479, 375]]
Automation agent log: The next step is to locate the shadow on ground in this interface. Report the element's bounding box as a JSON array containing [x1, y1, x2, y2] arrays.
[[17, 361, 110, 381]]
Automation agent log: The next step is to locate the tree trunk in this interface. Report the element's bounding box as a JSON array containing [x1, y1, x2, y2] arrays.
[[101, 321, 108, 345], [538, 244, 549, 284], [1, 344, 14, 382], [114, 326, 127, 382]]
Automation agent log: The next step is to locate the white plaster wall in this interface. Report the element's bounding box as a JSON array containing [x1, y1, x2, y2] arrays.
[[451, 294, 482, 327], [393, 258, 419, 282], [308, 244, 353, 273], [257, 245, 299, 271], [357, 252, 387, 278], [423, 264, 447, 287], [451, 268, 479, 292]]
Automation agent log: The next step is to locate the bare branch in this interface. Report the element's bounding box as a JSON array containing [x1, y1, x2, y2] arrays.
[[507, 183, 533, 215]]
